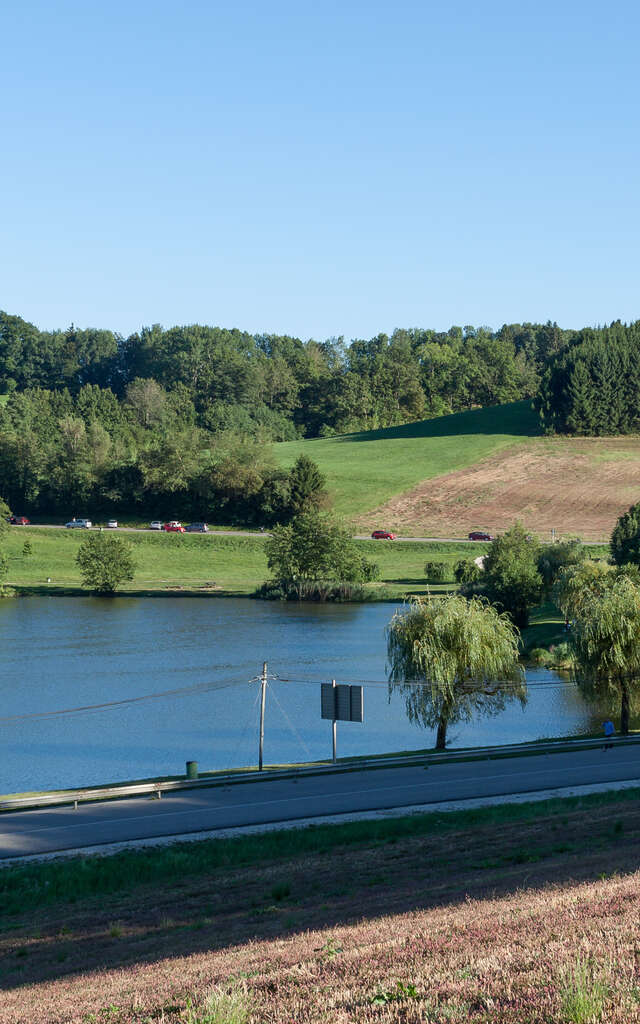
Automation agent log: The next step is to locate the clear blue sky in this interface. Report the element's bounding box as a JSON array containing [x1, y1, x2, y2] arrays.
[[2, 0, 639, 340]]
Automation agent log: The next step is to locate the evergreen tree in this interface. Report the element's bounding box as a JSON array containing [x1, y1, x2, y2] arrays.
[[611, 502, 640, 567], [287, 455, 327, 516]]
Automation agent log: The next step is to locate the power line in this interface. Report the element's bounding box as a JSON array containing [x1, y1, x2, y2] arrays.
[[0, 670, 576, 725], [274, 673, 573, 690], [0, 678, 246, 723]]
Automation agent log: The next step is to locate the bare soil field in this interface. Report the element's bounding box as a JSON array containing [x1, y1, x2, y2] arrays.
[[361, 436, 640, 541], [2, 798, 640, 1022]]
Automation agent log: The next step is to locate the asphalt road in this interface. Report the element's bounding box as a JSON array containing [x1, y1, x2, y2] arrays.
[[1, 746, 638, 860], [24, 523, 475, 542], [16, 524, 609, 545]]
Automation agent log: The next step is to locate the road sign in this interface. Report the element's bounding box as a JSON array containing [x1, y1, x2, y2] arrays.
[[321, 683, 364, 723]]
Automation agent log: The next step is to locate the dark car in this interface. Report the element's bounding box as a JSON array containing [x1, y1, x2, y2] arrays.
[[468, 531, 493, 541], [186, 522, 209, 533], [8, 515, 30, 525], [371, 529, 396, 540]]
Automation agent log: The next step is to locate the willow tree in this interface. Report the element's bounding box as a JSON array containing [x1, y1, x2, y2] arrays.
[[571, 575, 640, 735], [386, 594, 525, 750], [553, 560, 614, 620]]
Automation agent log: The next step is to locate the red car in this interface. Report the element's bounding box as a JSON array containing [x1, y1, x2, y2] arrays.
[[163, 521, 185, 533], [468, 531, 493, 541], [8, 515, 30, 525], [371, 529, 396, 540]]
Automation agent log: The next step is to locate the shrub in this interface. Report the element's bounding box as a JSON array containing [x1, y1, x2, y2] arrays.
[[548, 641, 573, 670], [424, 560, 447, 582], [253, 579, 371, 602], [528, 647, 553, 666], [455, 559, 481, 584]]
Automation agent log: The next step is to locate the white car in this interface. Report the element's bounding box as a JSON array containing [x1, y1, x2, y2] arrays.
[[65, 518, 92, 529], [149, 521, 163, 530], [107, 519, 118, 529]]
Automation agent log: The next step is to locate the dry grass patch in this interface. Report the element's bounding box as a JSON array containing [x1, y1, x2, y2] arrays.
[[2, 798, 640, 1022], [362, 435, 640, 541]]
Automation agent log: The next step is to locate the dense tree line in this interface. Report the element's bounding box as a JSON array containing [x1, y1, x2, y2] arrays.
[[0, 382, 330, 524], [0, 308, 609, 520], [535, 320, 640, 435], [1, 311, 576, 441]]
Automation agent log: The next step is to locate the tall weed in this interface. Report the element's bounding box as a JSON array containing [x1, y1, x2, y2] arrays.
[[559, 957, 609, 1022], [183, 984, 251, 1024]]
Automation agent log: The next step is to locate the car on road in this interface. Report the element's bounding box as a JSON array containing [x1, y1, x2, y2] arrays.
[[65, 518, 92, 529], [163, 521, 185, 533], [468, 531, 493, 541], [371, 529, 396, 540], [7, 515, 30, 525], [186, 522, 209, 533], [149, 521, 163, 530], [106, 519, 118, 529]]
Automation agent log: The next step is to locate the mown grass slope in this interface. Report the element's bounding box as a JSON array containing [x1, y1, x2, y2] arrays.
[[4, 529, 267, 596], [275, 400, 540, 519], [3, 529, 470, 598]]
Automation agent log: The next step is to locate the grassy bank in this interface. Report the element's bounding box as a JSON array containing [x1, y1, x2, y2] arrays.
[[4, 529, 480, 599], [2, 789, 640, 1022], [274, 400, 540, 519], [1, 786, 635, 918]]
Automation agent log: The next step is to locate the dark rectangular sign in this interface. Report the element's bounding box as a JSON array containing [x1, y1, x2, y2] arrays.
[[321, 683, 364, 723]]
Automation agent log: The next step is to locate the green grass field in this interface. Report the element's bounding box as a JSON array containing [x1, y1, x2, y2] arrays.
[[4, 529, 475, 599], [274, 400, 540, 518], [5, 529, 268, 596]]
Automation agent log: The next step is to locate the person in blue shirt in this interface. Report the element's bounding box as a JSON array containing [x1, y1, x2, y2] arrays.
[[603, 720, 615, 750]]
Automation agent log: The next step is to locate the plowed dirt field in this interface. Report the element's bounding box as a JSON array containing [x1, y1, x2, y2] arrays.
[[360, 436, 640, 541]]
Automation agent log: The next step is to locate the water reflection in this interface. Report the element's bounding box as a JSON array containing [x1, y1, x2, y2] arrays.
[[0, 597, 614, 793]]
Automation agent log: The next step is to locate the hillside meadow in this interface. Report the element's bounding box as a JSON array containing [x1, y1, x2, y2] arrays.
[[275, 400, 640, 540], [274, 401, 539, 520]]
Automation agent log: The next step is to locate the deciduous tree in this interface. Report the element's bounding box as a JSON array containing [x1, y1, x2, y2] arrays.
[[76, 532, 136, 594], [476, 522, 542, 628], [264, 510, 377, 599]]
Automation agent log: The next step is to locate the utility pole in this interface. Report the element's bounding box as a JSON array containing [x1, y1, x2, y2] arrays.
[[332, 678, 337, 763], [258, 661, 268, 771]]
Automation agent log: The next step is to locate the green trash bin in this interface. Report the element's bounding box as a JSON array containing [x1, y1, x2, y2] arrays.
[[186, 760, 198, 780]]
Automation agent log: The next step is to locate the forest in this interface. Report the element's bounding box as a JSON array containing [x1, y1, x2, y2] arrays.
[[535, 320, 640, 435], [0, 310, 634, 522]]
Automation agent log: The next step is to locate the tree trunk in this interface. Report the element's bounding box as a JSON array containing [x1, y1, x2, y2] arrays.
[[621, 680, 630, 735], [436, 713, 448, 750]]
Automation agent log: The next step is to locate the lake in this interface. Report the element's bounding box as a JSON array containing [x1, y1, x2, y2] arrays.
[[0, 596, 606, 794]]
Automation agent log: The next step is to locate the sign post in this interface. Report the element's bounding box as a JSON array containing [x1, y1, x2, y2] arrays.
[[332, 678, 337, 763], [321, 681, 364, 762]]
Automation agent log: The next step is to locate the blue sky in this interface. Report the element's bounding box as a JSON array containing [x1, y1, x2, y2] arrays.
[[1, 0, 639, 340]]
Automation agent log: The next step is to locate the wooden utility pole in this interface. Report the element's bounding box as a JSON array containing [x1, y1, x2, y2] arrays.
[[258, 661, 268, 771]]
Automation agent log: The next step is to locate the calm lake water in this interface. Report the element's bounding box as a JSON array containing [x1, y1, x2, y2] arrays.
[[0, 596, 607, 794]]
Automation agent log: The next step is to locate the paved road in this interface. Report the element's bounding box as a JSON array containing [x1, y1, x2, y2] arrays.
[[22, 524, 482, 543], [1, 747, 638, 860], [15, 525, 609, 545]]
